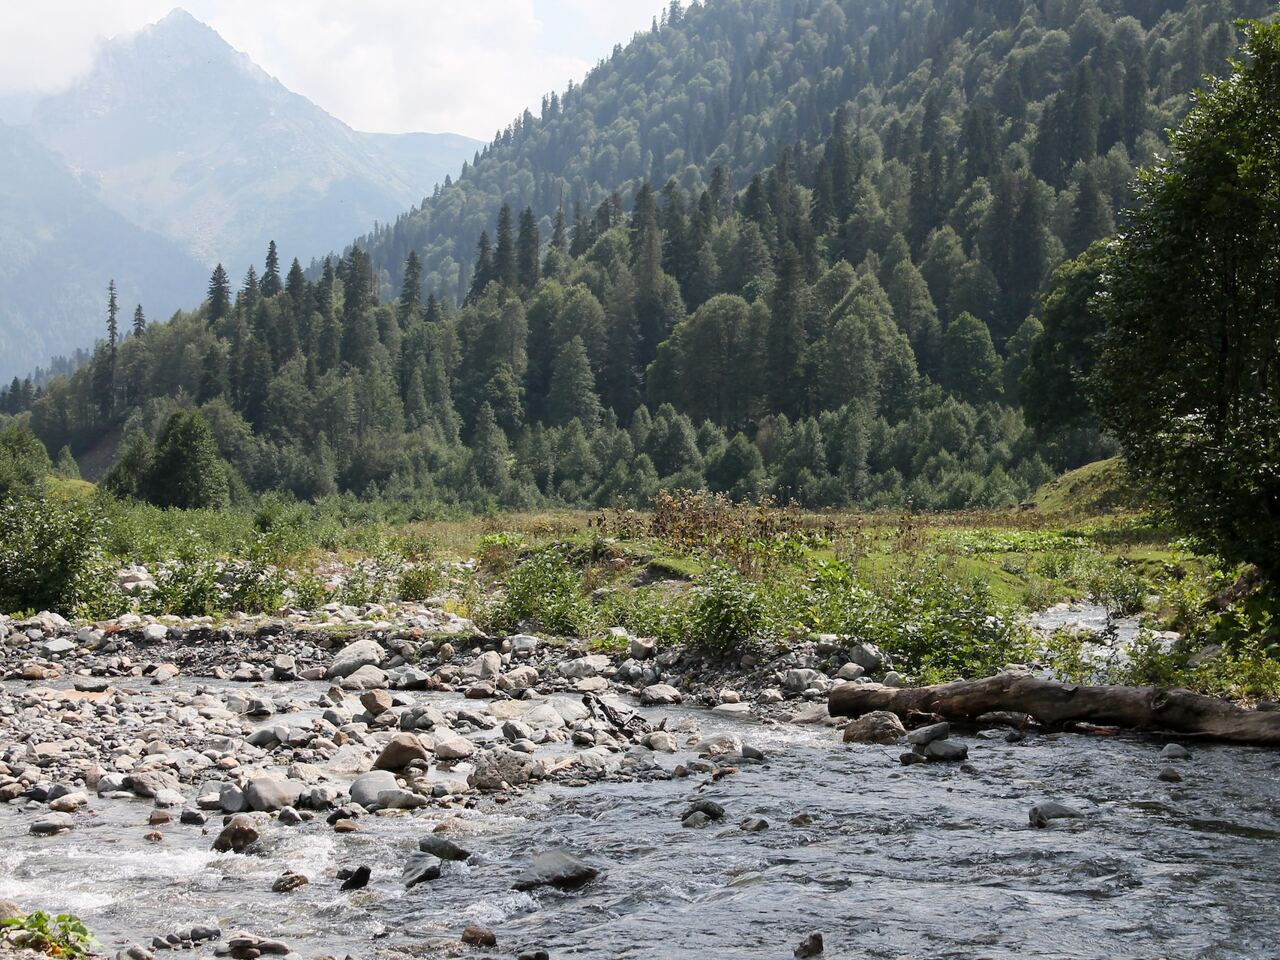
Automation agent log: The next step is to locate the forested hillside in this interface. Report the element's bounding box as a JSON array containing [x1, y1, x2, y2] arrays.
[[2, 0, 1264, 512]]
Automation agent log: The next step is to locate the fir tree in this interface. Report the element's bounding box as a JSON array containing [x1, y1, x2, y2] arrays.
[[207, 264, 231, 322], [261, 240, 282, 297], [494, 203, 518, 288], [132, 304, 146, 337], [517, 206, 541, 291]]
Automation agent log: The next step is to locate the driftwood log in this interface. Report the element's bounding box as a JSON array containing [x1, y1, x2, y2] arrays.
[[828, 672, 1280, 745]]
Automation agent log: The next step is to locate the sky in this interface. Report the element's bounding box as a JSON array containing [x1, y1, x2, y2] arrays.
[[0, 1, 671, 139]]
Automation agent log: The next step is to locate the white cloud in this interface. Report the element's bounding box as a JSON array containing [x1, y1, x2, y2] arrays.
[[0, 0, 669, 138]]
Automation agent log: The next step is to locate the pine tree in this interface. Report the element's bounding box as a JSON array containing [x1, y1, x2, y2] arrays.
[[766, 244, 807, 418], [494, 203, 517, 288], [207, 264, 231, 322], [517, 206, 541, 291], [285, 258, 308, 320], [261, 240, 282, 297], [132, 304, 146, 337], [468, 230, 494, 302], [106, 280, 119, 350], [399, 250, 422, 326]]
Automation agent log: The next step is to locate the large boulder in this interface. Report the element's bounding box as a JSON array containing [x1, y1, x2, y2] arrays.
[[847, 642, 886, 673], [212, 814, 259, 853], [349, 770, 399, 808], [783, 668, 826, 693], [512, 850, 600, 891], [640, 683, 682, 706], [841, 711, 906, 744], [327, 638, 386, 680], [374, 733, 431, 771], [245, 776, 304, 812], [557, 655, 610, 679], [341, 664, 390, 690], [469, 747, 535, 791], [463, 651, 502, 679]]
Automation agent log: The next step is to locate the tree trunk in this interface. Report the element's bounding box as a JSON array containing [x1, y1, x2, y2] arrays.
[[828, 672, 1280, 745]]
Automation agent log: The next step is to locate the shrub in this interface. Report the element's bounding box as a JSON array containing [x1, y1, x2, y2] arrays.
[[0, 424, 52, 501], [0, 497, 121, 618], [489, 547, 586, 636], [686, 566, 762, 653], [1, 911, 95, 959], [397, 563, 439, 601]]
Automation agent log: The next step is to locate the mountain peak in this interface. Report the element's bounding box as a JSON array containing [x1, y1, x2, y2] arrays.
[[139, 7, 232, 55]]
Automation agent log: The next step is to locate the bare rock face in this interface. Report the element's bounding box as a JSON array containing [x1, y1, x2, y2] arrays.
[[841, 711, 906, 744]]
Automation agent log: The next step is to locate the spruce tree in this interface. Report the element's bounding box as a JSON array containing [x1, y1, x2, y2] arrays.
[[399, 250, 423, 326], [261, 240, 282, 297], [766, 244, 807, 418], [517, 207, 541, 291], [132, 304, 146, 337], [208, 264, 231, 321], [494, 204, 517, 288], [468, 231, 494, 302]]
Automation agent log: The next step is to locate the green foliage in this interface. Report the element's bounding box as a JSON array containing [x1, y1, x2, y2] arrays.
[[488, 547, 587, 636], [686, 566, 762, 654], [397, 563, 439, 601], [0, 424, 52, 500], [1, 911, 95, 959], [0, 497, 121, 618], [1093, 19, 1280, 579]]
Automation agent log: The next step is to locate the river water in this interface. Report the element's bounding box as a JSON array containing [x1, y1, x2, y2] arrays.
[[3, 680, 1280, 960]]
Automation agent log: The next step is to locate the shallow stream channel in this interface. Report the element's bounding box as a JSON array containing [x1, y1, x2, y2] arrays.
[[3, 680, 1279, 959]]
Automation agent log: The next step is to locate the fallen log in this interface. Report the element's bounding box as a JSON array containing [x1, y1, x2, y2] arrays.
[[828, 672, 1280, 745]]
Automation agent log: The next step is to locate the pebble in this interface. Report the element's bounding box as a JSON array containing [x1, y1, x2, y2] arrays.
[[461, 923, 497, 947], [794, 932, 824, 957]]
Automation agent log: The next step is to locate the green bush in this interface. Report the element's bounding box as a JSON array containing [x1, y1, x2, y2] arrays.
[[489, 547, 586, 636], [686, 566, 762, 653], [1, 911, 94, 959], [0, 424, 52, 501], [397, 563, 439, 601], [0, 497, 121, 618]]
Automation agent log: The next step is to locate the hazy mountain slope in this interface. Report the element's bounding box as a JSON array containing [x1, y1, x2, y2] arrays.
[[26, 9, 479, 273], [0, 122, 206, 381]]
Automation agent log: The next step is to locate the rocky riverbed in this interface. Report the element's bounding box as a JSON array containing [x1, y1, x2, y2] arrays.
[[2, 605, 1280, 959]]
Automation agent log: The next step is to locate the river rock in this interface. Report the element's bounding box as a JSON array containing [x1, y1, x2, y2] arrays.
[[464, 651, 502, 679], [125, 771, 182, 798], [510, 634, 539, 658], [906, 722, 950, 745], [846, 642, 886, 672], [403, 853, 441, 889], [918, 738, 968, 762], [327, 638, 386, 679], [30, 812, 74, 835], [642, 731, 677, 752], [640, 683, 682, 705], [341, 664, 389, 690], [360, 690, 393, 716], [842, 711, 905, 744], [784, 668, 826, 693], [512, 850, 600, 891], [1160, 743, 1190, 760], [434, 735, 475, 760], [349, 770, 399, 808], [49, 791, 88, 812], [558, 655, 610, 679], [246, 776, 304, 812], [419, 834, 471, 861], [461, 924, 497, 947], [212, 815, 259, 853], [272, 871, 308, 893], [469, 747, 535, 791], [1029, 801, 1084, 828], [376, 788, 428, 809], [374, 732, 431, 770], [794, 932, 824, 957], [1158, 767, 1182, 783], [340, 865, 371, 891], [835, 662, 865, 681]]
